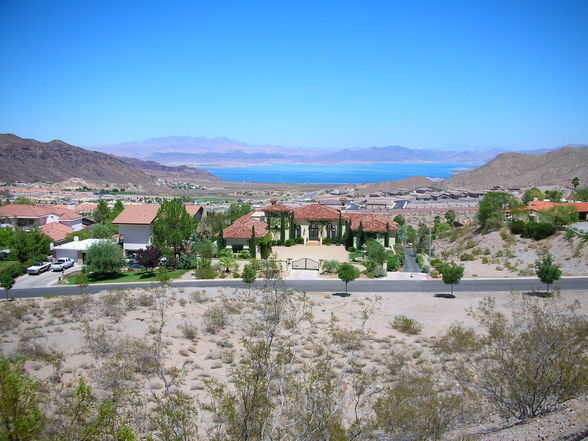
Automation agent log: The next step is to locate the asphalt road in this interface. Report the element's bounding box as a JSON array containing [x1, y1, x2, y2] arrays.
[[401, 246, 421, 273], [13, 265, 79, 289], [7, 277, 587, 299]]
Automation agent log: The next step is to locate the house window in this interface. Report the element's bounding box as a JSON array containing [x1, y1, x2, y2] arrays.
[[326, 223, 336, 240], [232, 244, 244, 253], [295, 224, 302, 239]]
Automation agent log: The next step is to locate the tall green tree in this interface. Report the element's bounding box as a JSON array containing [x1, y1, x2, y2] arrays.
[[85, 240, 125, 276], [444, 210, 457, 226], [572, 176, 580, 190], [571, 186, 588, 202], [76, 267, 89, 294], [384, 223, 390, 248], [10, 227, 51, 263], [216, 225, 225, 251], [93, 199, 111, 224], [153, 199, 193, 256], [393, 214, 406, 226], [337, 212, 343, 243], [344, 220, 354, 249], [439, 261, 464, 296], [366, 240, 386, 265], [0, 272, 15, 300], [241, 263, 256, 290], [544, 189, 563, 202], [477, 192, 521, 232], [522, 187, 544, 205], [535, 254, 561, 295], [279, 213, 286, 243], [357, 221, 365, 250], [110, 200, 124, 221], [225, 203, 252, 222]]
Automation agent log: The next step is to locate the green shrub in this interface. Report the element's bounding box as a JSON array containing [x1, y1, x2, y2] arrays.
[[294, 238, 304, 245], [321, 238, 332, 246], [284, 239, 294, 247], [460, 253, 475, 261], [321, 260, 340, 274], [523, 222, 556, 240], [237, 250, 250, 259], [194, 267, 217, 279], [510, 220, 526, 235], [0, 261, 26, 279], [347, 246, 356, 252], [387, 255, 399, 271], [391, 315, 422, 334]]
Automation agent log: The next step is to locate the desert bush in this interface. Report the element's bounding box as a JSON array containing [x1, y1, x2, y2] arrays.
[[50, 295, 93, 321], [330, 327, 366, 351], [441, 296, 588, 419], [509, 220, 526, 235], [203, 304, 227, 334], [391, 315, 423, 334], [81, 322, 116, 358], [178, 322, 198, 340], [137, 292, 155, 307], [459, 253, 475, 261], [374, 368, 466, 441], [522, 222, 556, 240]]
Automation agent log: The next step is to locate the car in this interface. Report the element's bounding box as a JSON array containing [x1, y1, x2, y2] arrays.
[[50, 257, 75, 271], [27, 261, 51, 275]]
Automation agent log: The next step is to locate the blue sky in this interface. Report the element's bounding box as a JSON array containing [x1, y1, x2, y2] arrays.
[[0, 0, 587, 150]]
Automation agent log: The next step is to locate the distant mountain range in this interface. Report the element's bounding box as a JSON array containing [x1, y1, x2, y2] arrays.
[[91, 136, 563, 167], [0, 134, 220, 186]]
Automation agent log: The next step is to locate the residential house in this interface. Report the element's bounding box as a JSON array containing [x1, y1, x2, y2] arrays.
[[222, 202, 397, 253], [510, 200, 588, 223], [0, 204, 84, 243], [112, 203, 205, 255], [51, 238, 104, 264]]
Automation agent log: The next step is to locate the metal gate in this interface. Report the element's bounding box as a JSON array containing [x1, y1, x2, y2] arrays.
[[292, 258, 319, 270]]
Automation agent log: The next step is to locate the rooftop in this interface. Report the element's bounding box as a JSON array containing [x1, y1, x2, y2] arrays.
[[112, 204, 160, 225], [41, 222, 73, 242]]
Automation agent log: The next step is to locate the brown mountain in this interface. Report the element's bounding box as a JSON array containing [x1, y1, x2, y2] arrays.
[[118, 157, 221, 182], [440, 146, 588, 189], [0, 134, 220, 185]]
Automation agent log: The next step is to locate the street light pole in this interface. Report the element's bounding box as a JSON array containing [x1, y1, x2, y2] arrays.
[[428, 211, 433, 268]]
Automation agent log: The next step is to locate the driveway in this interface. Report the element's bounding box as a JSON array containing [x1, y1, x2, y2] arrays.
[[13, 265, 78, 289], [273, 245, 349, 262], [402, 246, 421, 273]]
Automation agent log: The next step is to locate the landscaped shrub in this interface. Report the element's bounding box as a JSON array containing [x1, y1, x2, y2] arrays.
[[430, 258, 443, 267], [387, 255, 399, 271], [321, 237, 332, 246], [460, 253, 475, 261], [284, 239, 294, 247], [0, 261, 27, 279], [194, 267, 217, 279], [373, 265, 387, 278], [522, 222, 556, 240], [510, 220, 526, 235], [393, 245, 405, 266], [347, 246, 356, 252], [321, 260, 340, 274], [363, 259, 378, 274], [237, 250, 250, 259], [294, 238, 304, 245]]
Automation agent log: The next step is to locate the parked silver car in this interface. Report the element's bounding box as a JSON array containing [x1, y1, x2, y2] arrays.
[[27, 261, 51, 275], [51, 258, 75, 271]]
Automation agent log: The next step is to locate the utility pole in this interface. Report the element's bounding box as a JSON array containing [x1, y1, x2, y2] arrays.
[[428, 211, 433, 268]]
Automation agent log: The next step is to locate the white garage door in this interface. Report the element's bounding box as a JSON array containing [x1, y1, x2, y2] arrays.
[[55, 249, 79, 262]]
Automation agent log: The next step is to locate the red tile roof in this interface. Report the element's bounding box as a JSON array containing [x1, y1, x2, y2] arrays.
[[293, 204, 340, 220], [223, 212, 268, 239], [74, 203, 98, 212], [527, 200, 588, 213], [184, 205, 204, 217], [41, 222, 73, 242], [112, 204, 160, 225], [58, 212, 82, 221], [0, 204, 80, 219], [344, 213, 397, 232], [262, 204, 293, 213]]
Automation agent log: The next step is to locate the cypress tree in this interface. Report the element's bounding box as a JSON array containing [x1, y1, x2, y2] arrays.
[[280, 213, 286, 243], [217, 225, 225, 250], [345, 220, 354, 249], [357, 221, 365, 250], [250, 225, 257, 259], [337, 212, 343, 244], [289, 213, 295, 240], [384, 222, 390, 248]]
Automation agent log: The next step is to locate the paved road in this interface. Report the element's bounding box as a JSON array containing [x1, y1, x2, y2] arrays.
[[401, 245, 421, 273], [8, 277, 588, 299]]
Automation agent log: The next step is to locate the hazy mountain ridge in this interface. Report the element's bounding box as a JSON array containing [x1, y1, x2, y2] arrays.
[[0, 134, 220, 185], [440, 146, 588, 189], [91, 136, 514, 166]]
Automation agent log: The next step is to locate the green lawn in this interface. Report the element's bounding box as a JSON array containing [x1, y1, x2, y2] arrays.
[[67, 269, 189, 284], [0, 261, 18, 270]]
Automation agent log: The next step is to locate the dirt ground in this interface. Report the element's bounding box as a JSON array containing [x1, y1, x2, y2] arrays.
[[1, 285, 586, 439], [434, 229, 588, 278]]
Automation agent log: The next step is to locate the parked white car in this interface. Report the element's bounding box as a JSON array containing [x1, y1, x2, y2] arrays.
[[51, 258, 75, 271], [27, 261, 51, 275]]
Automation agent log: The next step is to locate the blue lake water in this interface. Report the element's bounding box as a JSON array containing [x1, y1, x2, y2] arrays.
[[204, 162, 480, 184]]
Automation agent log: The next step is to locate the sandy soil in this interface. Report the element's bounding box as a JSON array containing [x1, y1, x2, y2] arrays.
[[1, 285, 586, 439]]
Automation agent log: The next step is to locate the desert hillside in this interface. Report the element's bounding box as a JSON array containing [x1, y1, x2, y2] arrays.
[[357, 175, 436, 193], [0, 134, 219, 185], [441, 146, 588, 189]]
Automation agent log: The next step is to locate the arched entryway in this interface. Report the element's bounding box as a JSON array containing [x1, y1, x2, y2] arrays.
[[309, 223, 319, 241]]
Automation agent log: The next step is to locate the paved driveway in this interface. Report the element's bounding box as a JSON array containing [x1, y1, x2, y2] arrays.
[[272, 245, 349, 262], [14, 265, 78, 289]]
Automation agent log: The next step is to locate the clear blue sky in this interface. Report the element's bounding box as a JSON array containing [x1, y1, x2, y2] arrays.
[[1, 0, 587, 150]]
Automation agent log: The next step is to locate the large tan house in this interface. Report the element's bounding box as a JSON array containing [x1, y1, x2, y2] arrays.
[[223, 202, 396, 254]]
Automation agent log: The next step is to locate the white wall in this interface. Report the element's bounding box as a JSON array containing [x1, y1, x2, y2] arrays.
[[119, 224, 153, 252], [60, 218, 83, 231]]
